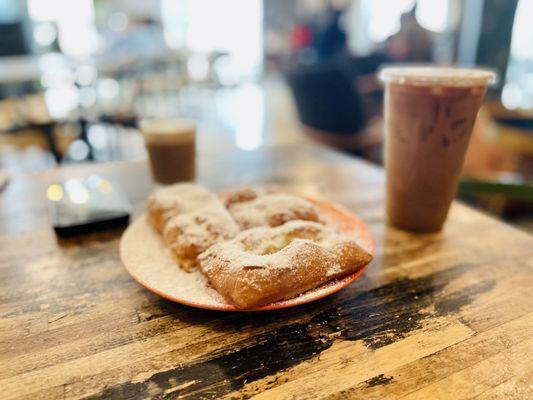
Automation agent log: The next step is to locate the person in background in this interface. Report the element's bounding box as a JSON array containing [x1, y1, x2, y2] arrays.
[[99, 16, 169, 66], [314, 5, 347, 60], [385, 6, 432, 62], [290, 23, 313, 52]]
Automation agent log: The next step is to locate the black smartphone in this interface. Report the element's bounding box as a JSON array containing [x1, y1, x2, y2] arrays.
[[47, 175, 132, 237]]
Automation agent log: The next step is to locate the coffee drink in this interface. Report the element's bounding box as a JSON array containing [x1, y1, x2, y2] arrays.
[[141, 119, 196, 184], [379, 66, 495, 232]]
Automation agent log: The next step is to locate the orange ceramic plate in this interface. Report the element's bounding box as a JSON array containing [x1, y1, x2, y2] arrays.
[[119, 195, 374, 311]]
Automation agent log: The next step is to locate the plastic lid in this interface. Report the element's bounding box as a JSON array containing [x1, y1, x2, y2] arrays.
[[140, 118, 196, 144], [379, 66, 496, 87]]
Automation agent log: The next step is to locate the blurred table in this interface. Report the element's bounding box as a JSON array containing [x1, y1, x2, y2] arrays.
[[0, 53, 71, 85], [0, 144, 532, 399]]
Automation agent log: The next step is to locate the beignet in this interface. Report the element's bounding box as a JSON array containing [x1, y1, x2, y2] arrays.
[[198, 220, 372, 308]]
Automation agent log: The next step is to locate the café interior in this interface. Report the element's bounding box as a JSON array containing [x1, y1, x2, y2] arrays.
[[0, 0, 531, 230], [1, 1, 533, 399]]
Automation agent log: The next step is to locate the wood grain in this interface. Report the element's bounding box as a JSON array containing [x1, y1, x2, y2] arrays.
[[0, 143, 532, 399]]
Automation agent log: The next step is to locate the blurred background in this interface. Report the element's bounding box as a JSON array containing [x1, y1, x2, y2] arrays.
[[0, 0, 532, 228]]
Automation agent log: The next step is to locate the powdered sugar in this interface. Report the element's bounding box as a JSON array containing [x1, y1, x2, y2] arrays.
[[121, 215, 226, 306], [150, 183, 240, 270], [227, 191, 320, 229], [199, 220, 359, 277], [164, 205, 239, 249], [326, 263, 342, 277], [149, 183, 219, 211], [148, 183, 224, 233], [197, 220, 372, 308]]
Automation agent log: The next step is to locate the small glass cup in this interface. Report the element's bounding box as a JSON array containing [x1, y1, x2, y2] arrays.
[[141, 118, 196, 184]]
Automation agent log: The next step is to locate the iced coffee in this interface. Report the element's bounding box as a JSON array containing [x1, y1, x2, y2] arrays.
[[141, 119, 196, 184], [379, 66, 495, 232]]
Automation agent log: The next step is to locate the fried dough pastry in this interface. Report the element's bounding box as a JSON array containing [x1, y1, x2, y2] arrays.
[[163, 207, 239, 271], [198, 220, 372, 308], [148, 183, 240, 270], [226, 187, 320, 229], [148, 183, 221, 233]]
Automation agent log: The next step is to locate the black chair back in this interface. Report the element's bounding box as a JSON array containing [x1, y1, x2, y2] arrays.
[[0, 22, 28, 56], [285, 61, 366, 135]]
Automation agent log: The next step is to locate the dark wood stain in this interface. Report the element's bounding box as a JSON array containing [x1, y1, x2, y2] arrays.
[[434, 280, 495, 316], [363, 374, 394, 388], [85, 324, 333, 400], [85, 263, 495, 400], [308, 263, 494, 350]]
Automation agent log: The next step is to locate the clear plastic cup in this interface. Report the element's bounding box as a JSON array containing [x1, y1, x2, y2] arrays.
[[379, 66, 495, 232]]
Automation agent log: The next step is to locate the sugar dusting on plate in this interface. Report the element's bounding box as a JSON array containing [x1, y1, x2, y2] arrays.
[[121, 216, 227, 306]]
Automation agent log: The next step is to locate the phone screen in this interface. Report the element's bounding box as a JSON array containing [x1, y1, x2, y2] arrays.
[[47, 175, 132, 236]]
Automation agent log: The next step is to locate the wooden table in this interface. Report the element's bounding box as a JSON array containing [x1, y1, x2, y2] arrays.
[[1, 144, 532, 399]]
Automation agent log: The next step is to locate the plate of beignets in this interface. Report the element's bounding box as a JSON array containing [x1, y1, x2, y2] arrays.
[[120, 184, 374, 311]]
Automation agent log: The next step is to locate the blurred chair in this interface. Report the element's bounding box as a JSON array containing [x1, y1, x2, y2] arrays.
[[458, 177, 533, 227], [285, 60, 382, 161], [286, 61, 365, 134], [460, 104, 533, 224], [0, 22, 37, 99], [0, 22, 28, 56], [463, 104, 533, 178], [0, 94, 71, 163]]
